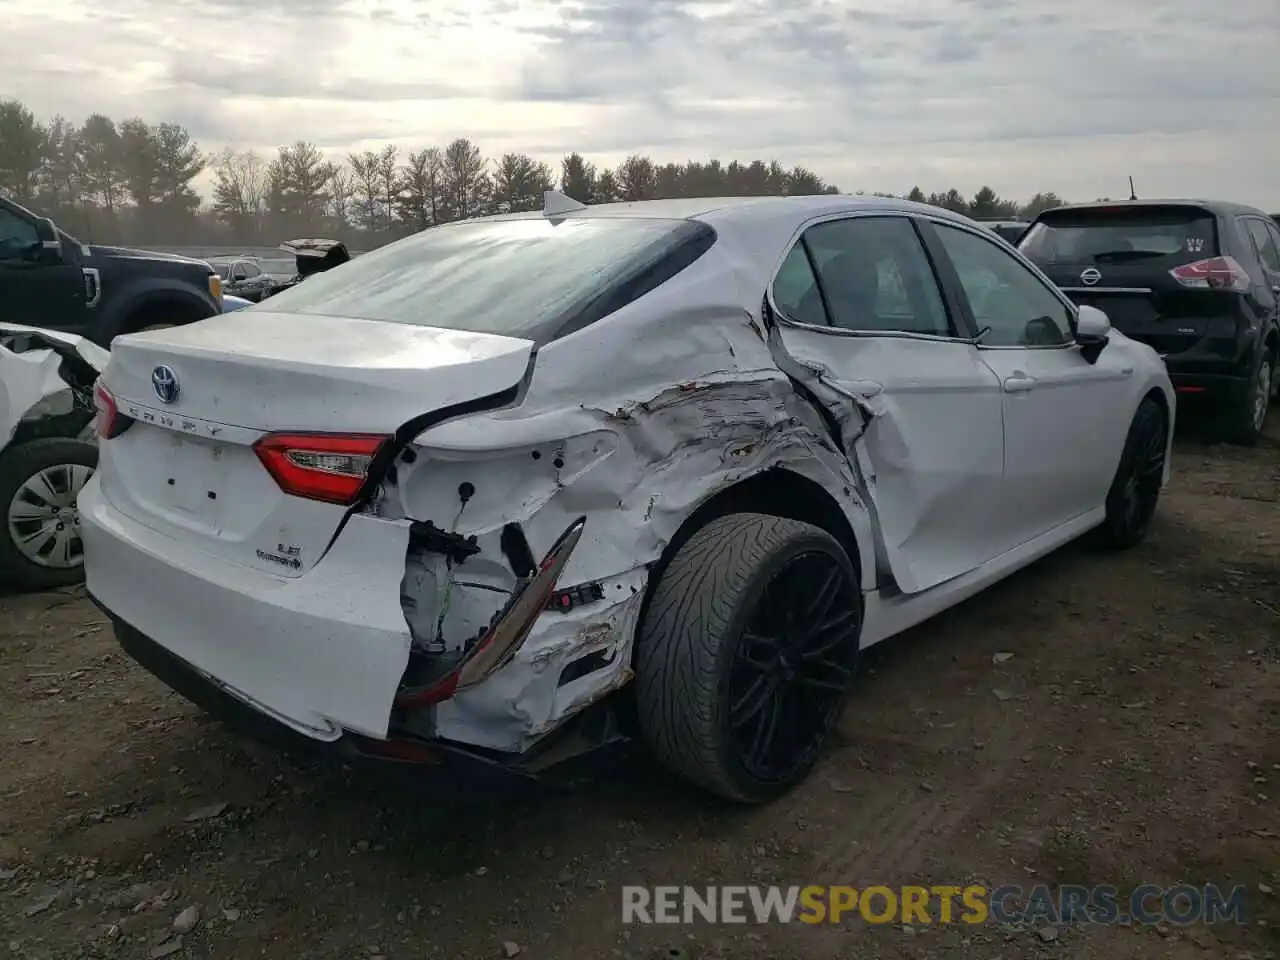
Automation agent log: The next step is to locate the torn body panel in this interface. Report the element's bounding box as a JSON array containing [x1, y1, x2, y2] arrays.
[[375, 247, 878, 753], [1, 323, 107, 447]]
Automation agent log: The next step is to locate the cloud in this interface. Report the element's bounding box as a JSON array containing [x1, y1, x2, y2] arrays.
[[0, 0, 1276, 208]]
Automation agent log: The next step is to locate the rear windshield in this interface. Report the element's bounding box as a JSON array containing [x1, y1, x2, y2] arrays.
[[258, 258, 296, 276], [210, 263, 231, 279], [254, 216, 716, 343], [1019, 207, 1218, 266]]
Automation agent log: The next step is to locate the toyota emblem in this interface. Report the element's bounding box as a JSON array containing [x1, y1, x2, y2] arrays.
[[151, 364, 180, 404]]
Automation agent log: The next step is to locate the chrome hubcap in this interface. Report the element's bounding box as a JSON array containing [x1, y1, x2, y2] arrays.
[[6, 463, 93, 569], [1255, 360, 1272, 431]]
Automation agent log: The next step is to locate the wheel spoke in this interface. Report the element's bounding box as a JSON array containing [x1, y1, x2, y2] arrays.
[[804, 565, 842, 623], [65, 464, 94, 499], [9, 498, 55, 522], [738, 632, 778, 672], [16, 523, 56, 555], [798, 658, 852, 693], [749, 686, 783, 765], [730, 675, 772, 729], [48, 527, 75, 567], [799, 608, 859, 661], [20, 469, 63, 509]]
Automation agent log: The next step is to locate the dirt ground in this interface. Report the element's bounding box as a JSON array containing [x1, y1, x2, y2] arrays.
[[2, 414, 1277, 960]]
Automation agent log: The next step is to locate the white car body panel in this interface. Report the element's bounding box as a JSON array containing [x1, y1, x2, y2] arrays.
[[81, 195, 1176, 756], [80, 488, 413, 740], [96, 313, 534, 578], [0, 323, 108, 447]]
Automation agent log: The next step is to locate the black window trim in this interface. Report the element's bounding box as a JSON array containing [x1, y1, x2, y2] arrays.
[[765, 211, 986, 344], [915, 214, 1081, 353], [1242, 216, 1280, 275]]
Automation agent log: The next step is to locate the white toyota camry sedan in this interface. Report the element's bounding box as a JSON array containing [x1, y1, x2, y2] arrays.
[[80, 193, 1174, 803]]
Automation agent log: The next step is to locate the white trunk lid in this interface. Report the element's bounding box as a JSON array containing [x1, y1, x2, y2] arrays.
[[98, 312, 533, 577]]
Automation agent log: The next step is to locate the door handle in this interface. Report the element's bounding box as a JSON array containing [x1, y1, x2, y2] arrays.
[[1003, 372, 1037, 393]]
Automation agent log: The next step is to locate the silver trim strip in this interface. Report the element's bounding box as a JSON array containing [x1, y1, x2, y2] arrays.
[[1059, 286, 1153, 294]]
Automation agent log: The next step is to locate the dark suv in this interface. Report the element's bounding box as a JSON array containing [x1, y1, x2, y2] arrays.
[[1018, 200, 1280, 444], [0, 195, 222, 347]]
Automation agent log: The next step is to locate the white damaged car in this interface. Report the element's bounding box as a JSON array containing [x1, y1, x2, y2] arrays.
[[1, 324, 108, 589], [80, 194, 1174, 802]]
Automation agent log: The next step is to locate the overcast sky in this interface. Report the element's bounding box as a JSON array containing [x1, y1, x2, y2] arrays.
[[3, 0, 1277, 208]]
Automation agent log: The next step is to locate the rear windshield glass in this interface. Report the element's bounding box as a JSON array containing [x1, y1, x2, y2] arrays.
[[258, 258, 296, 276], [1019, 208, 1218, 266], [254, 217, 715, 343], [210, 263, 231, 279]]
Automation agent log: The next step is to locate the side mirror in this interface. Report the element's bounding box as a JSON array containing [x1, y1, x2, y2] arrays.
[[1075, 304, 1111, 364], [33, 217, 63, 265], [34, 217, 59, 243]]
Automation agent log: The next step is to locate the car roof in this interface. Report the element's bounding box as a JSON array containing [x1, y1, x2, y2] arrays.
[[1036, 198, 1271, 219], [450, 194, 981, 275], [468, 194, 976, 228]]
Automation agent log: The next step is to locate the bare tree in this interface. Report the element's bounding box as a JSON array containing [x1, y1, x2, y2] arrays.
[[327, 164, 355, 227], [440, 138, 489, 221], [347, 150, 383, 233], [212, 148, 268, 239], [398, 147, 444, 230]]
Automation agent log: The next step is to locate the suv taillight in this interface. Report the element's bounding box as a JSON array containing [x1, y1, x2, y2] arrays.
[[93, 382, 130, 439], [253, 433, 389, 505], [1169, 256, 1251, 292]]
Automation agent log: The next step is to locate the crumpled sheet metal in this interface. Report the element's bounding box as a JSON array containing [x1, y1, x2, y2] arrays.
[[392, 245, 881, 752], [0, 340, 77, 447]]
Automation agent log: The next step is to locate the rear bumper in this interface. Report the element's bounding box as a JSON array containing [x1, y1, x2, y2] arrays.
[[97, 610, 550, 791], [79, 473, 414, 741], [1164, 367, 1251, 404]]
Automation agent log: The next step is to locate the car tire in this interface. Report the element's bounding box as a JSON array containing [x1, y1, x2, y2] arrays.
[[634, 513, 862, 803], [0, 438, 98, 591], [1225, 350, 1272, 446], [1099, 397, 1168, 550]]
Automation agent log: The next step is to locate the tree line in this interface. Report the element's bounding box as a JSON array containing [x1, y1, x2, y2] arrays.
[[0, 98, 1068, 248]]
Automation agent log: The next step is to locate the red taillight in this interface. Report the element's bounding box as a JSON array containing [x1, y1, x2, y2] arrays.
[[1169, 256, 1250, 292], [93, 381, 128, 439], [253, 433, 389, 505]]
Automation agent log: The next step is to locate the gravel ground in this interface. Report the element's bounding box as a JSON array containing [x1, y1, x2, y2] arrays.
[[1, 414, 1277, 960]]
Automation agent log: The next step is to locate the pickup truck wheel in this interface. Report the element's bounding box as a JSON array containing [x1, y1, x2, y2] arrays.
[[0, 438, 98, 590], [634, 513, 862, 804]]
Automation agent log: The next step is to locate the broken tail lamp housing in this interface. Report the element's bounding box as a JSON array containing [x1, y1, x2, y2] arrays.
[[253, 433, 390, 505], [396, 516, 588, 709], [93, 381, 132, 440]]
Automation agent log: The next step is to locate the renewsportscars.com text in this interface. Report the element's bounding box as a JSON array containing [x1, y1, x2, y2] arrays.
[[621, 884, 1248, 926]]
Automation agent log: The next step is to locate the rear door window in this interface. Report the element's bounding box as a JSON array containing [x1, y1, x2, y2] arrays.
[[1019, 207, 1218, 268], [1245, 219, 1280, 273], [772, 216, 954, 336]]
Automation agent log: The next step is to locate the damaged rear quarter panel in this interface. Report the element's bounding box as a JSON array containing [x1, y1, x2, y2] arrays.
[[382, 247, 876, 752], [0, 339, 81, 447]]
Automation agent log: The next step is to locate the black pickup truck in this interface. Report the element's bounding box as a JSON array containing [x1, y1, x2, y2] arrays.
[[0, 195, 222, 347]]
